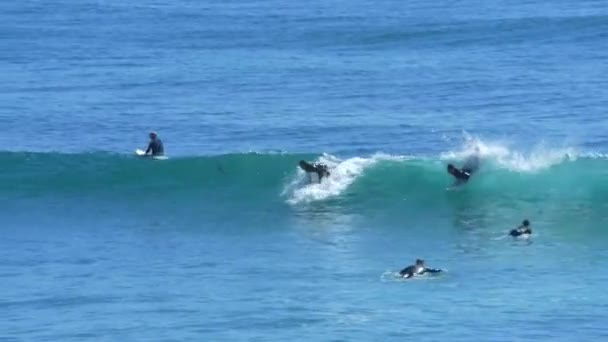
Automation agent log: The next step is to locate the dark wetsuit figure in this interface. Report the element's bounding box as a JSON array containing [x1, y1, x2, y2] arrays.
[[462, 154, 480, 174], [299, 160, 330, 182], [399, 259, 443, 279], [510, 220, 532, 237], [146, 137, 164, 156], [447, 153, 480, 184], [510, 227, 532, 237], [448, 164, 472, 182]]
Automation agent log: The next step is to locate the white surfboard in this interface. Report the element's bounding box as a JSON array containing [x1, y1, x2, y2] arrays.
[[134, 149, 168, 160]]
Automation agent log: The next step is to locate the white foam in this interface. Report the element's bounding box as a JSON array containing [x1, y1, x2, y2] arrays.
[[285, 153, 401, 204], [440, 133, 578, 172]]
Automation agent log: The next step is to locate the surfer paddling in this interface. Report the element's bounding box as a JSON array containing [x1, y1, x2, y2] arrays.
[[399, 259, 443, 279], [509, 219, 532, 238]]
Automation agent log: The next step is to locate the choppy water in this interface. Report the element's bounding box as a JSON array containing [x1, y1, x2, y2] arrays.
[[2, 0, 608, 341]]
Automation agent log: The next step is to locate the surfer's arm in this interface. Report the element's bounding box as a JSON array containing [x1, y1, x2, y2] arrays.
[[422, 268, 442, 274], [145, 142, 152, 155]]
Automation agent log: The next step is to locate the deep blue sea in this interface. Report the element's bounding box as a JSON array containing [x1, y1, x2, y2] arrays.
[[2, 0, 608, 341]]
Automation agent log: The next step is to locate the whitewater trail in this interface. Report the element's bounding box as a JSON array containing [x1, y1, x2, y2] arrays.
[[281, 136, 606, 204], [284, 154, 406, 204], [440, 134, 578, 172]]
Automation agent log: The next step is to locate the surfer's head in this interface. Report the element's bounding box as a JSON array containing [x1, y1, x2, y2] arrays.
[[522, 219, 530, 227], [447, 164, 456, 174], [415, 259, 425, 267], [149, 131, 157, 140]]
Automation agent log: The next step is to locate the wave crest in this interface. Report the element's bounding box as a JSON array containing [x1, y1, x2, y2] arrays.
[[1, 141, 605, 205]]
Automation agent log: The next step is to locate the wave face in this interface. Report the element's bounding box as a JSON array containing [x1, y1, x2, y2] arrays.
[[3, 141, 608, 208]]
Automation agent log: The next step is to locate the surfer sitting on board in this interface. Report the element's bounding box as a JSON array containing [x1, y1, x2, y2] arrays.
[[144, 131, 164, 156], [298, 160, 330, 183], [447, 149, 480, 184], [399, 259, 443, 279], [509, 219, 532, 237]]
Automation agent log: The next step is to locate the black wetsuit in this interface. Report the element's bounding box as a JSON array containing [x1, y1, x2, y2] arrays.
[[450, 155, 479, 182], [452, 167, 471, 181], [509, 227, 532, 237], [315, 164, 330, 178], [146, 138, 164, 156], [399, 265, 443, 278], [299, 162, 330, 180]]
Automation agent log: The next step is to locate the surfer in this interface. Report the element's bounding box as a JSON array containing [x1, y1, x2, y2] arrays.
[[144, 131, 164, 156], [447, 164, 472, 183], [447, 149, 480, 184], [399, 259, 443, 279], [299, 160, 331, 183], [509, 219, 532, 237]]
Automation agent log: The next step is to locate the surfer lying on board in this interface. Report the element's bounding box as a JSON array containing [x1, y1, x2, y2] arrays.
[[144, 131, 164, 156], [399, 259, 443, 279], [509, 219, 532, 237], [299, 160, 331, 183], [447, 149, 480, 184]]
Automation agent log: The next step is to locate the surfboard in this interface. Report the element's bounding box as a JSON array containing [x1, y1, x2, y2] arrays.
[[134, 149, 168, 160], [514, 233, 532, 240]]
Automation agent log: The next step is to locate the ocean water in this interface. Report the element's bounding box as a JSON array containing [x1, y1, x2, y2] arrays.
[[2, 0, 608, 341]]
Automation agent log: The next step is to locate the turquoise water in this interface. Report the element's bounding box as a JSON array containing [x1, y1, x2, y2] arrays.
[[2, 0, 608, 340]]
